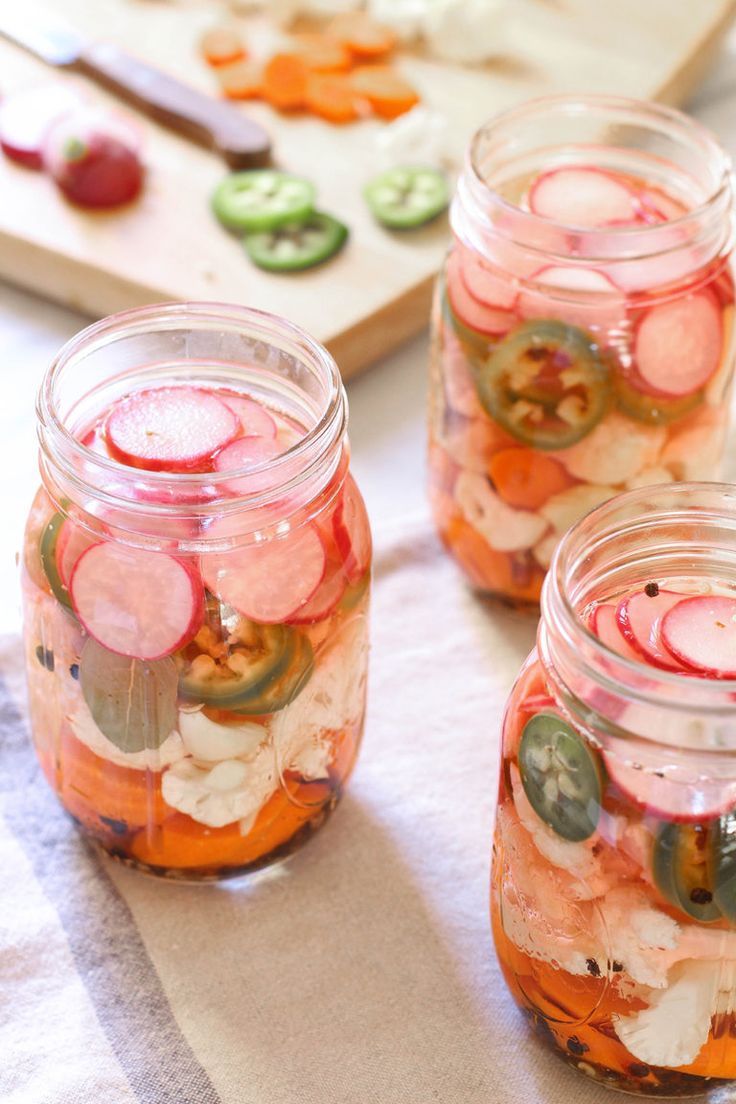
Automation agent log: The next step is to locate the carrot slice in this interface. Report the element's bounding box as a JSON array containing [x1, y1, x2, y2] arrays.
[[262, 53, 310, 112], [327, 12, 396, 59], [488, 448, 572, 511], [350, 66, 419, 120], [306, 73, 364, 123], [291, 33, 352, 73], [200, 26, 247, 68], [216, 58, 263, 101], [444, 515, 543, 602]]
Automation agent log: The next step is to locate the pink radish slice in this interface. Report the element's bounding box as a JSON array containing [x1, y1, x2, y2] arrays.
[[616, 589, 688, 672], [604, 754, 736, 823], [634, 293, 722, 397], [0, 84, 82, 169], [213, 435, 284, 495], [459, 248, 517, 310], [528, 167, 640, 227], [56, 520, 98, 587], [661, 596, 736, 678], [446, 252, 517, 336], [638, 187, 687, 223], [287, 561, 346, 624], [70, 543, 203, 660], [520, 692, 556, 712], [333, 477, 371, 584], [105, 387, 239, 473], [221, 395, 277, 439], [201, 523, 326, 624], [519, 265, 624, 331], [590, 603, 640, 661]]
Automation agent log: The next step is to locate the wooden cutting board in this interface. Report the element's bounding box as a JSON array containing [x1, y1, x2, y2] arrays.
[[1, 0, 735, 378]]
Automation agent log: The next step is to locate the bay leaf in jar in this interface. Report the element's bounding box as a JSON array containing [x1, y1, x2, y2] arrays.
[[79, 637, 178, 753]]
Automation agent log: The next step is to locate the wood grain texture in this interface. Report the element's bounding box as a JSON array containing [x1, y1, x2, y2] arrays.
[[0, 0, 734, 378]]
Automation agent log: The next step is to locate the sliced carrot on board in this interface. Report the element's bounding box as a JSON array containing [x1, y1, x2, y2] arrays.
[[262, 53, 310, 111], [488, 448, 572, 511], [200, 26, 247, 68], [291, 33, 352, 73], [216, 58, 263, 101], [327, 12, 397, 59], [305, 73, 365, 124], [350, 66, 419, 120]]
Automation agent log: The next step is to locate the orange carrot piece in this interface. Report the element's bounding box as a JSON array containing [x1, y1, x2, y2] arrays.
[[305, 73, 364, 124], [327, 12, 397, 59], [216, 58, 263, 100], [290, 33, 352, 73], [262, 53, 310, 112], [444, 514, 543, 602], [350, 66, 419, 120], [488, 448, 572, 511], [200, 26, 247, 68]]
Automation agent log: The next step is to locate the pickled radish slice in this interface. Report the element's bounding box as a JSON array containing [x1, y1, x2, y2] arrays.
[[105, 387, 239, 472], [604, 754, 736, 823], [70, 543, 203, 659], [661, 596, 736, 678], [634, 294, 722, 397], [288, 561, 346, 624], [446, 251, 516, 336], [616, 589, 687, 671], [213, 435, 284, 495], [0, 83, 81, 168], [333, 477, 371, 584], [459, 250, 517, 310], [221, 395, 277, 438], [532, 266, 619, 294], [56, 519, 97, 587], [528, 167, 640, 227], [590, 603, 639, 661], [519, 265, 624, 331], [202, 524, 326, 623]]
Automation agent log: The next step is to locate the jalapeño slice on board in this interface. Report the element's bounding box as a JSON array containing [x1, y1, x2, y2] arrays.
[[212, 170, 316, 232], [243, 211, 348, 272]]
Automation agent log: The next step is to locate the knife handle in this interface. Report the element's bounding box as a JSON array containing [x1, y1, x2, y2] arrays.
[[76, 42, 271, 168]]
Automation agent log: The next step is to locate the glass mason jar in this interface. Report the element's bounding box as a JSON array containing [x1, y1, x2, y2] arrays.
[[492, 483, 736, 1097], [429, 95, 735, 607], [21, 303, 371, 881]]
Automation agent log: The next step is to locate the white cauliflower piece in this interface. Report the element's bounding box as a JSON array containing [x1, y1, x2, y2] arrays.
[[661, 424, 726, 481], [455, 470, 547, 551], [540, 484, 615, 533], [598, 886, 680, 989], [367, 0, 431, 40], [442, 417, 510, 472], [162, 749, 278, 828], [374, 106, 453, 169], [423, 0, 509, 63], [614, 959, 720, 1068], [274, 614, 368, 777], [264, 0, 360, 25], [69, 699, 186, 772], [554, 413, 666, 485], [625, 466, 675, 490], [178, 708, 267, 763]]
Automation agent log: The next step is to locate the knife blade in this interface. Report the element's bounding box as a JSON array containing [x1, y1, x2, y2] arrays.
[[0, 6, 272, 168]]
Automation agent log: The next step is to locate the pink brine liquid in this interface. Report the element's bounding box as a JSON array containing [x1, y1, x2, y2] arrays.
[[22, 377, 371, 879]]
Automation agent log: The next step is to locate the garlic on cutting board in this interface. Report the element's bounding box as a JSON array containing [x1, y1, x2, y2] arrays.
[[374, 107, 454, 170], [422, 0, 510, 64]]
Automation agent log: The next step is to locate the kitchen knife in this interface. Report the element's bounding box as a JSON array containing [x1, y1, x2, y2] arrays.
[[0, 6, 272, 167]]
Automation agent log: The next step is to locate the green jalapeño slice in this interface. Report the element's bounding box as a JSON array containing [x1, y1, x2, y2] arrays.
[[476, 320, 611, 449], [518, 713, 602, 841]]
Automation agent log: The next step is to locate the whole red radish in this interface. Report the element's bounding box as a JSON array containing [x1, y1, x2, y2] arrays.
[[44, 108, 144, 208]]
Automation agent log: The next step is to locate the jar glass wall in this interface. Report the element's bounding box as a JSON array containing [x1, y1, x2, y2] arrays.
[[429, 95, 735, 606], [492, 483, 736, 1096], [22, 303, 371, 881]]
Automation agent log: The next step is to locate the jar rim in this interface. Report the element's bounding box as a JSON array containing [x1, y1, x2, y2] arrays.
[[457, 93, 733, 266], [36, 301, 347, 524], [542, 481, 736, 712]]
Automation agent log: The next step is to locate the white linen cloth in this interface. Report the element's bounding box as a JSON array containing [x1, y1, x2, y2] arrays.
[[3, 32, 736, 1104]]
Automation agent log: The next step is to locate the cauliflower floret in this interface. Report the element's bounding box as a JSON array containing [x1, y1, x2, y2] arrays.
[[540, 484, 615, 533], [178, 708, 267, 763], [423, 0, 509, 63], [455, 470, 547, 551], [443, 417, 512, 473], [661, 423, 726, 481], [162, 750, 278, 829], [69, 698, 186, 772], [367, 0, 431, 39], [614, 959, 721, 1068], [375, 106, 453, 169], [554, 413, 666, 485], [625, 466, 675, 490], [532, 532, 558, 570], [597, 886, 680, 989]]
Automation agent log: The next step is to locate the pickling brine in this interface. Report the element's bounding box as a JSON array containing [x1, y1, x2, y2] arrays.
[[492, 484, 736, 1097], [430, 95, 735, 605], [22, 304, 371, 880]]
